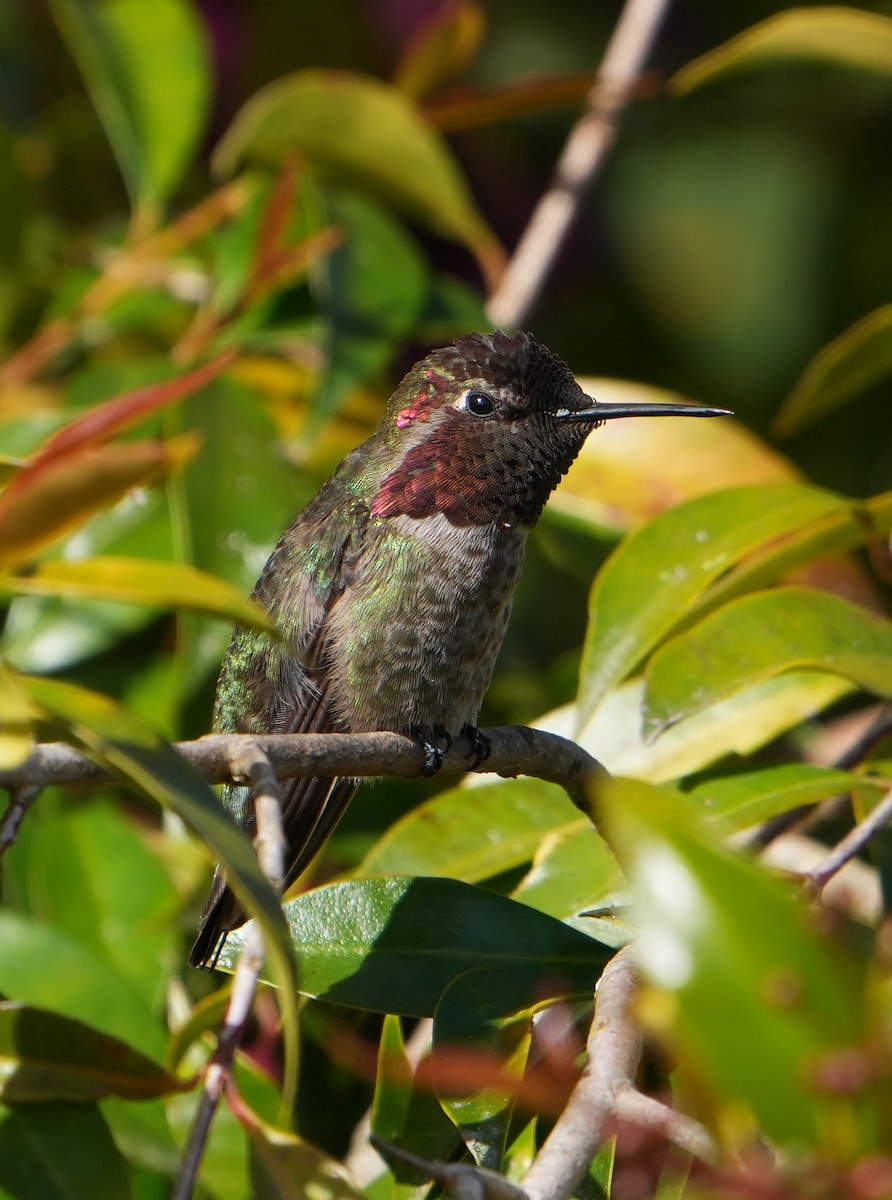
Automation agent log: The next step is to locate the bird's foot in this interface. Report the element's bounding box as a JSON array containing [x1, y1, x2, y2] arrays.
[[411, 725, 450, 776], [461, 724, 491, 770]]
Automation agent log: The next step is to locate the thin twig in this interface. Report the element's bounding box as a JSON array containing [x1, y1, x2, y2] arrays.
[[486, 0, 672, 329], [806, 786, 892, 895], [521, 947, 716, 1200], [170, 743, 286, 1200], [0, 785, 41, 853]]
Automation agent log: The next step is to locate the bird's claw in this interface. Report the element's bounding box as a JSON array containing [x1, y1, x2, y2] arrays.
[[412, 726, 446, 776], [461, 724, 491, 770]]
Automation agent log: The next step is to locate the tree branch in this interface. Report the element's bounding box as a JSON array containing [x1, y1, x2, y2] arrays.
[[0, 725, 604, 823], [486, 0, 673, 329]]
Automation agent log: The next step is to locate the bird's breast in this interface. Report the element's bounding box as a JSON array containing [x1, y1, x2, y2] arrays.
[[322, 513, 527, 734]]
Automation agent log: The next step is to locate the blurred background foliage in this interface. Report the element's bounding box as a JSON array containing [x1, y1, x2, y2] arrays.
[[3, 1, 892, 1197]]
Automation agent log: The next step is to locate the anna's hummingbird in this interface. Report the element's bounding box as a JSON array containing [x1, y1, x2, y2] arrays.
[[190, 330, 729, 968]]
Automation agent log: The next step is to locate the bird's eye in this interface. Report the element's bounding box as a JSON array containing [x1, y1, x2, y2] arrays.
[[464, 391, 496, 416]]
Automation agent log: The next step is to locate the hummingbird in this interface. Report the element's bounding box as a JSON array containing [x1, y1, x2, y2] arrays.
[[189, 330, 729, 968]]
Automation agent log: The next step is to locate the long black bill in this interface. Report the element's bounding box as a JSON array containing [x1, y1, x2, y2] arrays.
[[558, 400, 733, 422]]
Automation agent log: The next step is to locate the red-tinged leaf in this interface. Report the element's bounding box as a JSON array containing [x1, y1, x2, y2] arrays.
[[0, 1002, 190, 1103], [393, 1, 486, 100], [35, 350, 233, 465], [0, 435, 198, 565]]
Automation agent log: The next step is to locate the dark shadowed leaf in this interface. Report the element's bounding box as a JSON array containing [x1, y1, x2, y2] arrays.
[[220, 877, 610, 1016], [0, 1101, 131, 1200], [645, 586, 892, 738], [0, 1003, 188, 1102], [775, 304, 892, 435]]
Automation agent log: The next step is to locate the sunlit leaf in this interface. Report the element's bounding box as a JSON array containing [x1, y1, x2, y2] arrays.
[[775, 304, 892, 436], [688, 763, 885, 835], [600, 775, 881, 1148], [542, 672, 853, 784], [0, 1101, 131, 1200], [0, 1002, 188, 1102], [213, 70, 503, 282], [0, 435, 197, 566], [645, 586, 892, 739], [577, 483, 845, 726], [358, 778, 579, 882], [0, 557, 274, 632], [48, 0, 211, 224], [0, 662, 33, 768], [393, 1, 485, 100], [511, 823, 622, 925], [671, 7, 892, 96], [220, 876, 610, 1016]]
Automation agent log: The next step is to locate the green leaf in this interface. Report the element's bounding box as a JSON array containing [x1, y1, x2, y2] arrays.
[[48, 0, 211, 224], [600, 776, 880, 1148], [371, 1015, 460, 1199], [220, 877, 610, 1016], [245, 1113, 365, 1200], [0, 663, 33, 769], [315, 190, 428, 421], [671, 7, 892, 96], [0, 912, 164, 1061], [358, 778, 580, 883], [0, 1003, 187, 1103], [775, 304, 892, 435], [0, 557, 274, 632], [16, 677, 300, 1100], [553, 671, 853, 783], [645, 586, 892, 739], [578, 484, 846, 726], [0, 1101, 132, 1200], [19, 797, 178, 1006], [393, 1, 486, 100], [432, 970, 535, 1170], [688, 763, 885, 836], [511, 823, 622, 925], [213, 70, 501, 277]]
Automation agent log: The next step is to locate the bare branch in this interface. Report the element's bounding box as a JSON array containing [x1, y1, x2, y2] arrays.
[[520, 948, 717, 1200], [0, 785, 41, 853], [486, 0, 673, 329], [171, 742, 286, 1200], [0, 724, 604, 816], [806, 786, 892, 896]]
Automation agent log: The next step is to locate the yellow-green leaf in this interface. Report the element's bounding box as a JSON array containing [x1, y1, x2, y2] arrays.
[[775, 304, 892, 436], [0, 557, 273, 632], [671, 7, 892, 96], [0, 662, 33, 769]]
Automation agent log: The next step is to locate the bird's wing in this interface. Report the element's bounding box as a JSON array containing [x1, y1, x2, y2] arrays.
[[189, 482, 368, 968]]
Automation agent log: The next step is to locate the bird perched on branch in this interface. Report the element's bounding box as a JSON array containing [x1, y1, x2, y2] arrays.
[[190, 330, 729, 968]]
